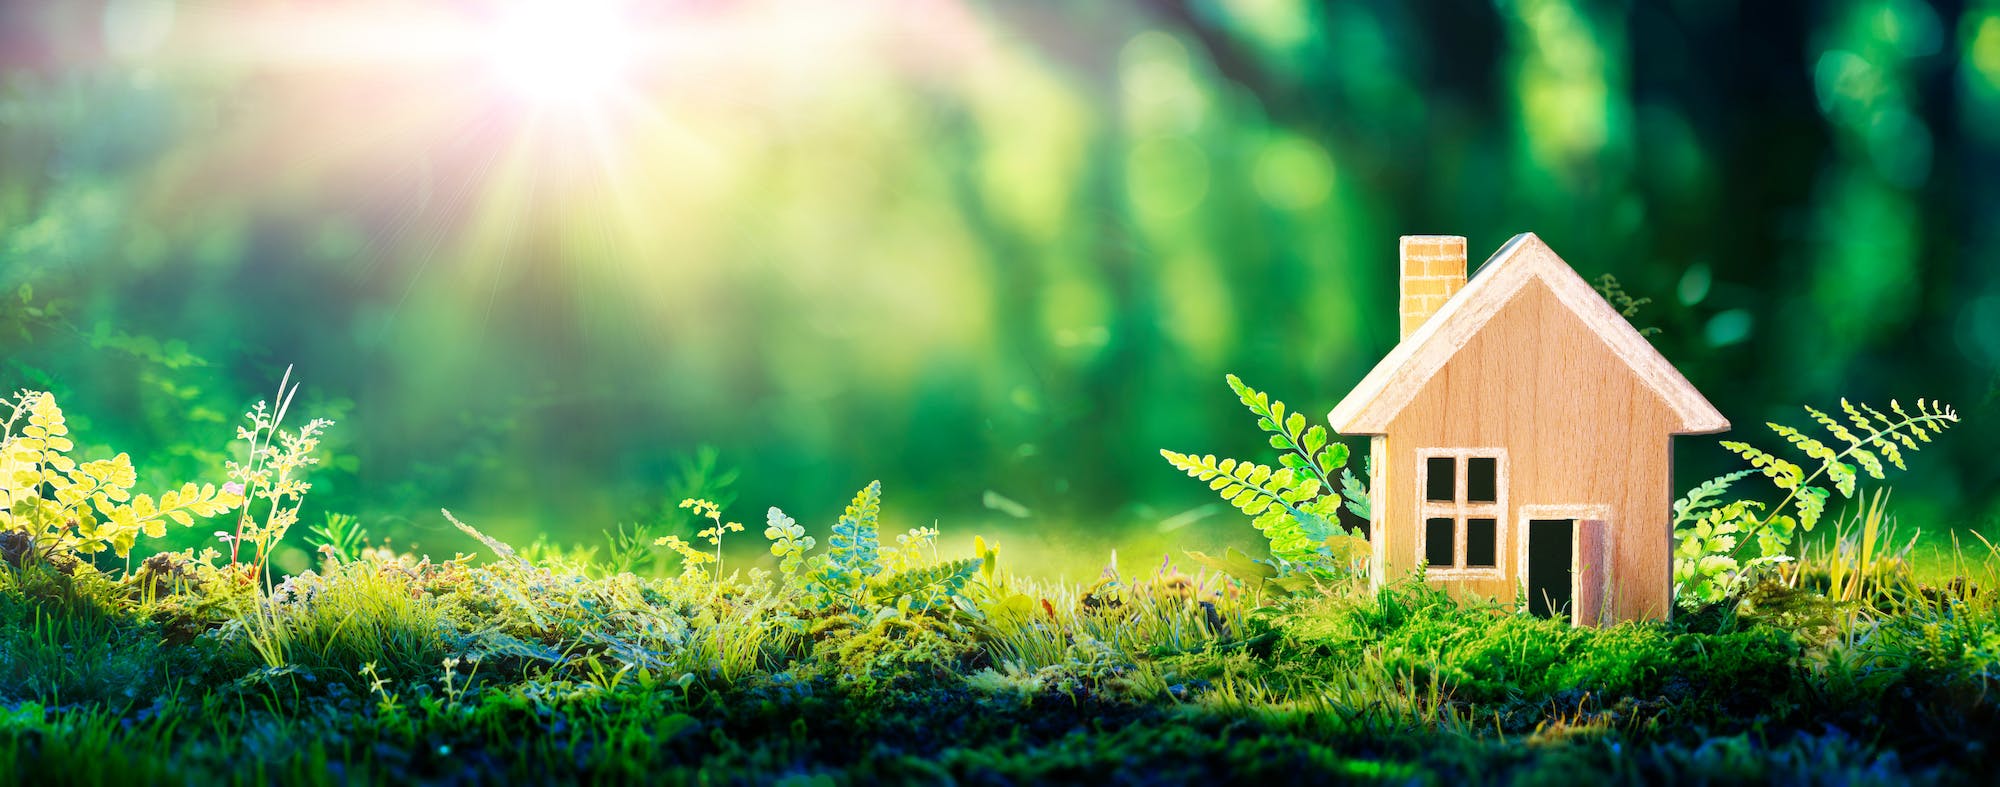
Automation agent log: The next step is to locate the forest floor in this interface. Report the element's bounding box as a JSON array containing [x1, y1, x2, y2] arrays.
[[2, 505, 1997, 786]]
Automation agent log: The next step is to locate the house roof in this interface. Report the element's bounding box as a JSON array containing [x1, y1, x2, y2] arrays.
[[1327, 233, 1730, 436]]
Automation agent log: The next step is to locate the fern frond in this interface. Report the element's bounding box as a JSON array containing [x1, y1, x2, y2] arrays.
[[1593, 274, 1661, 337], [764, 506, 815, 577], [1225, 374, 1350, 492], [828, 480, 882, 578], [1164, 376, 1369, 573], [870, 558, 979, 608], [1339, 466, 1370, 521], [1720, 441, 1805, 490], [1672, 469, 1753, 526], [1680, 397, 1961, 607], [1796, 487, 1829, 532]]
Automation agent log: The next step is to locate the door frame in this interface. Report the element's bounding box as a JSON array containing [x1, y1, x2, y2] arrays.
[[1516, 504, 1611, 625]]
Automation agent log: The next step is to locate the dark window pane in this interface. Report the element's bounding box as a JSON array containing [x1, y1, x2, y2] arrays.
[[1466, 457, 1498, 503], [1425, 457, 1455, 502], [1425, 517, 1455, 567], [1466, 518, 1497, 567]]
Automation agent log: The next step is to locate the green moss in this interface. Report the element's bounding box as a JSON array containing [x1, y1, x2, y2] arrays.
[[1, 392, 1995, 782]]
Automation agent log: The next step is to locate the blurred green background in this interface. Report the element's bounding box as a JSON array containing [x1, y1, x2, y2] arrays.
[[2, 0, 1997, 578]]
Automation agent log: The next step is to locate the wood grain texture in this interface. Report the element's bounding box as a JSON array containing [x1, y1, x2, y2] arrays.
[[1576, 518, 1608, 626], [1330, 233, 1728, 437], [1331, 233, 1729, 624]]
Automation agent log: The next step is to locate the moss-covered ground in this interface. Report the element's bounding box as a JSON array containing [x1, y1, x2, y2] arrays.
[[2, 521, 1996, 786]]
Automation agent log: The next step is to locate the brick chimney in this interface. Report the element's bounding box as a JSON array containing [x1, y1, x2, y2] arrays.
[[1399, 235, 1467, 339]]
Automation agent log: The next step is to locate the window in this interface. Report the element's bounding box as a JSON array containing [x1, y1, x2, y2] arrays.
[[1466, 458, 1497, 503], [1425, 518, 1455, 566], [1465, 518, 1497, 567], [1416, 450, 1505, 575], [1426, 458, 1455, 502]]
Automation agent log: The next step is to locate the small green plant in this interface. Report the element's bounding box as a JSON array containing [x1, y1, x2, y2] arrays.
[[307, 512, 369, 564], [223, 367, 335, 581], [598, 520, 657, 576], [653, 531, 713, 582], [797, 481, 885, 610], [1673, 398, 1959, 606], [1592, 273, 1660, 338], [762, 506, 814, 577], [1161, 375, 1367, 577], [664, 444, 740, 513], [359, 660, 402, 716], [0, 390, 242, 563], [1795, 489, 1918, 607], [655, 497, 741, 590], [752, 481, 981, 614]]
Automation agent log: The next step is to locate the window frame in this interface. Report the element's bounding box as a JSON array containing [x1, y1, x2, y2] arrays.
[[1413, 448, 1507, 579]]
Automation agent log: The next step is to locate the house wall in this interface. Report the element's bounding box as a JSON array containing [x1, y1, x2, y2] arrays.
[[1369, 281, 1681, 623]]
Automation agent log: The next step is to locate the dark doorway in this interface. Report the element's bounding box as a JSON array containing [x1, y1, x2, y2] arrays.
[[1526, 519, 1575, 619]]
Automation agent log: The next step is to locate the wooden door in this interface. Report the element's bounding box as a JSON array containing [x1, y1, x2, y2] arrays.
[[1574, 519, 1608, 626]]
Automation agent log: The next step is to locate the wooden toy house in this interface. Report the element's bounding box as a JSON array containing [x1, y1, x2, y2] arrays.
[[1327, 234, 1729, 624]]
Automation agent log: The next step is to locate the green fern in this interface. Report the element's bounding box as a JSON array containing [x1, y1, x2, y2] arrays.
[[1593, 273, 1661, 338], [827, 480, 882, 579], [1160, 451, 1336, 565], [1340, 461, 1371, 521], [310, 512, 370, 565], [1162, 375, 1364, 572], [1672, 469, 1753, 527], [869, 558, 978, 610], [1674, 398, 1959, 606], [763, 506, 815, 577], [1226, 374, 1350, 492], [792, 481, 983, 614], [1, 390, 243, 560]]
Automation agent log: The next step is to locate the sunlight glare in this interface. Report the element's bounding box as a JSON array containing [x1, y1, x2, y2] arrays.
[[486, 1, 639, 105]]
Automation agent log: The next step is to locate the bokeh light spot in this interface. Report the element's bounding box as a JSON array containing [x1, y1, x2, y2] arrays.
[[1677, 264, 1711, 306], [1971, 16, 2000, 91], [1121, 32, 1208, 137], [1866, 107, 1932, 187], [1253, 135, 1335, 211], [1704, 309, 1754, 347], [1125, 136, 1211, 219]]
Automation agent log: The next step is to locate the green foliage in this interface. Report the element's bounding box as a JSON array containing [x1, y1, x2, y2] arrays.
[[306, 512, 368, 565], [1268, 577, 1801, 709], [663, 445, 740, 518], [1592, 273, 1661, 338], [1227, 374, 1349, 491], [1161, 375, 1367, 578], [223, 368, 336, 579], [1340, 460, 1371, 522], [792, 481, 984, 614], [0, 391, 242, 561], [761, 506, 814, 576], [806, 481, 881, 610], [1, 374, 1994, 784], [1674, 399, 1959, 606], [224, 555, 462, 679], [1161, 452, 1331, 565], [827, 480, 883, 579], [597, 520, 657, 576], [1, 427, 1998, 783], [1672, 477, 1774, 606], [871, 558, 979, 611]]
